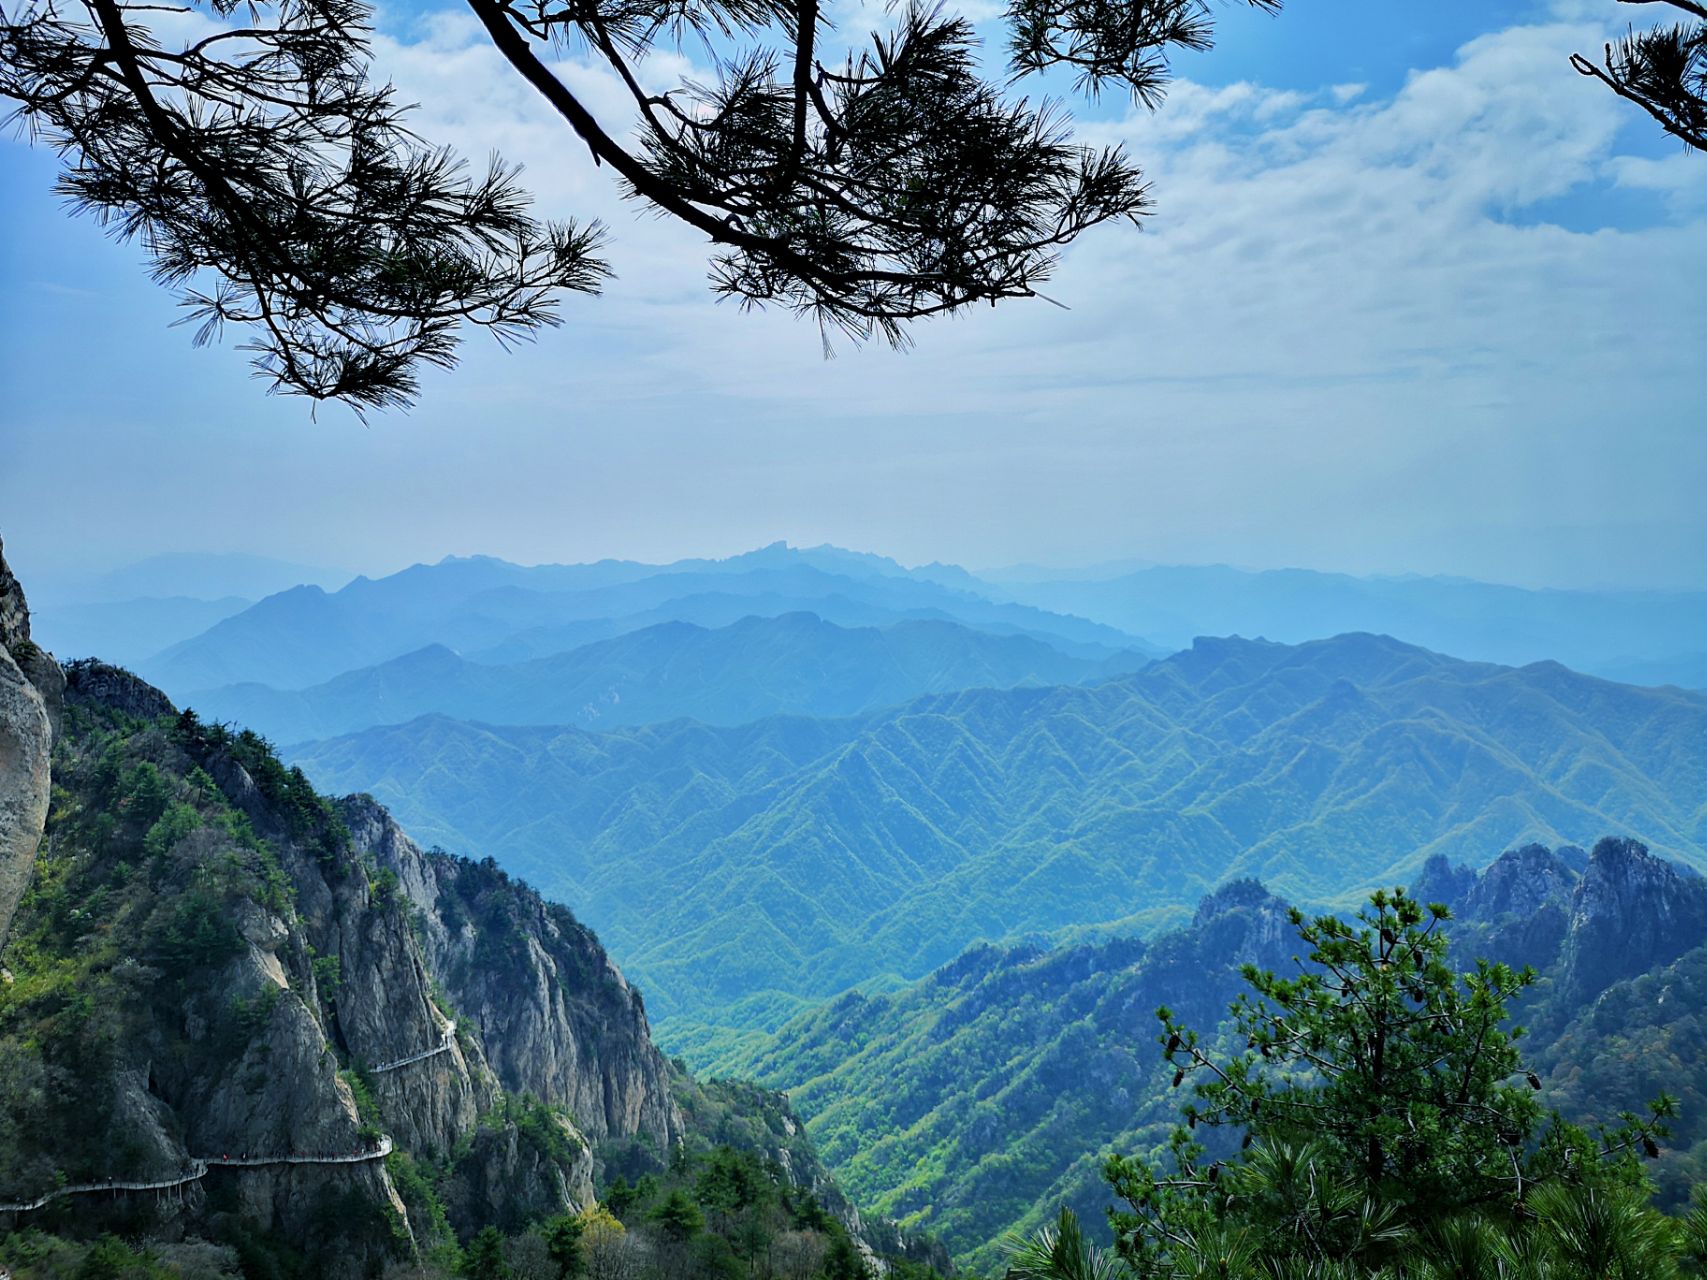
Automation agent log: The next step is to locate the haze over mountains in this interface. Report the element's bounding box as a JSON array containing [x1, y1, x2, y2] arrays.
[[25, 539, 1707, 1040], [187, 614, 1152, 744], [991, 563, 1707, 685], [11, 539, 1707, 1275], [291, 631, 1707, 1037], [28, 543, 1707, 697]]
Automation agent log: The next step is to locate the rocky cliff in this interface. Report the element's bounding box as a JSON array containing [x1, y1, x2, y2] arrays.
[[0, 536, 58, 950], [0, 660, 594, 1275], [1419, 835, 1707, 1006], [0, 628, 940, 1276], [339, 795, 682, 1154]]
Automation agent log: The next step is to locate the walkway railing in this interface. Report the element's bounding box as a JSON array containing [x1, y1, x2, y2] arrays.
[[370, 1020, 457, 1074], [0, 1137, 393, 1214]]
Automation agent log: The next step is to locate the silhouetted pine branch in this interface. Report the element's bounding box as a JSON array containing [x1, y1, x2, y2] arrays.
[[0, 0, 1279, 408], [1574, 1, 1707, 153]]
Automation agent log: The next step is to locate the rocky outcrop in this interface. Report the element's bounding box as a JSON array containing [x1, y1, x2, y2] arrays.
[[341, 794, 684, 1153], [442, 1116, 594, 1237], [1412, 854, 1478, 912], [0, 534, 56, 950], [0, 668, 601, 1273], [1413, 837, 1707, 1009], [1559, 836, 1707, 1004], [63, 658, 174, 722], [1465, 843, 1579, 922]]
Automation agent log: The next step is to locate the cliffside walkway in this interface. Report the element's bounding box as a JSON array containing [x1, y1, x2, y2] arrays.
[[0, 1137, 394, 1214], [370, 1020, 456, 1074], [0, 1017, 455, 1214]]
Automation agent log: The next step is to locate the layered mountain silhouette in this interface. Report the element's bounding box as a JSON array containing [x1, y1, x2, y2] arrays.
[[135, 548, 1151, 694], [184, 614, 1153, 743], [290, 632, 1707, 1029]]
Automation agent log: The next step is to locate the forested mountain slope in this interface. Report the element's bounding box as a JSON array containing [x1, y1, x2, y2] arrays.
[[0, 584, 940, 1279], [714, 839, 1707, 1271], [293, 633, 1707, 1032], [185, 614, 1149, 744]]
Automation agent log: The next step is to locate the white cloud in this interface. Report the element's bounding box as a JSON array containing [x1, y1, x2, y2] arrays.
[[3, 2, 1703, 586], [334, 6, 1707, 582]]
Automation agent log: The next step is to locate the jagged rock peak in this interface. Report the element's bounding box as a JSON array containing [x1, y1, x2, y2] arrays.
[[338, 793, 685, 1153], [1561, 837, 1707, 1002], [1573, 837, 1705, 927], [1187, 879, 1292, 972], [0, 534, 31, 651], [1194, 876, 1282, 925], [1465, 843, 1580, 922], [1411, 854, 1477, 912]]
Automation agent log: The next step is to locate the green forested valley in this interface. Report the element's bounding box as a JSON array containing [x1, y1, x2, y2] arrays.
[[290, 632, 1707, 1033], [696, 840, 1707, 1269]]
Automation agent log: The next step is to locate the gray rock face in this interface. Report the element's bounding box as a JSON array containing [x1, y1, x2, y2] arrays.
[[0, 539, 30, 653], [64, 659, 173, 722], [442, 1118, 594, 1237], [1411, 854, 1478, 913], [341, 795, 684, 1152], [0, 535, 55, 950], [1560, 836, 1707, 1002], [11, 669, 595, 1273], [1465, 843, 1579, 921]]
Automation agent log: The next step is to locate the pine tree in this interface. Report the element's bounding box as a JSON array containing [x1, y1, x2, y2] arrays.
[[1574, 2, 1707, 153], [0, 0, 1279, 409], [1097, 887, 1678, 1277]]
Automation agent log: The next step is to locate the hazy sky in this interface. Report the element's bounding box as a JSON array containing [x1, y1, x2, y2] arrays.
[[2, 0, 1704, 591]]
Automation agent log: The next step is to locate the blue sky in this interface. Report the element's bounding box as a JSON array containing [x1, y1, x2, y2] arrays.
[[2, 0, 1704, 590]]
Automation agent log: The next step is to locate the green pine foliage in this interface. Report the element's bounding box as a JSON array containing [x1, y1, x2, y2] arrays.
[[1092, 891, 1688, 1278], [589, 1141, 902, 1280]]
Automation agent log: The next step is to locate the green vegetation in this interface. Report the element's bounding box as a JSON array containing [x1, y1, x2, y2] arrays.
[[291, 633, 1707, 1033], [1037, 889, 1702, 1277], [0, 1230, 244, 1278], [698, 888, 1284, 1270], [721, 844, 1707, 1270], [590, 1141, 894, 1280], [0, 700, 318, 1196], [2, 661, 947, 1280]]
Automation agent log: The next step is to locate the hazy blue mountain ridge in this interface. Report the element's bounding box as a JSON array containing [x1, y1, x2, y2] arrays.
[[140, 550, 1152, 694], [186, 613, 1153, 743], [289, 632, 1707, 1032], [996, 563, 1707, 684], [31, 594, 253, 669]]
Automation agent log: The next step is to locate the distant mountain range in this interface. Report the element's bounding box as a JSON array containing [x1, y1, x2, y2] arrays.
[[136, 547, 1152, 694], [29, 544, 1707, 707], [289, 632, 1707, 1033], [184, 613, 1152, 744], [988, 563, 1707, 683], [26, 552, 352, 671]]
